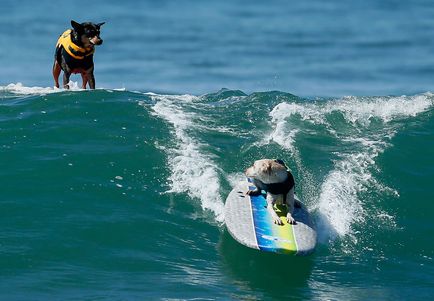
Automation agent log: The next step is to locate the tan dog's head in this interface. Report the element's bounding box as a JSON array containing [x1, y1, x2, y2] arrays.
[[245, 159, 288, 184]]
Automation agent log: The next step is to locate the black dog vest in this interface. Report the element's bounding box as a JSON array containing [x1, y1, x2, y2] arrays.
[[262, 171, 295, 196]]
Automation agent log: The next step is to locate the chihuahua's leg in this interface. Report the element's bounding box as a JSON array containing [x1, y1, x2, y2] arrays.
[[80, 72, 88, 89], [84, 67, 95, 89], [52, 61, 61, 88], [53, 47, 63, 88], [63, 71, 71, 89], [266, 193, 283, 225], [59, 55, 72, 89], [285, 187, 296, 224], [246, 178, 266, 196]]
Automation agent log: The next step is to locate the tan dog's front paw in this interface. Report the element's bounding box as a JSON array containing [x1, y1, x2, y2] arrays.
[[286, 213, 296, 225], [246, 189, 261, 196], [272, 214, 284, 225]]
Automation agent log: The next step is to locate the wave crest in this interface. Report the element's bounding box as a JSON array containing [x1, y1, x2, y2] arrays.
[[269, 94, 433, 243]]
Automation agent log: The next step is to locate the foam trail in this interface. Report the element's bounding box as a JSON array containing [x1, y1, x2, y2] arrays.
[[269, 94, 433, 243], [1, 82, 86, 95], [149, 94, 225, 223]]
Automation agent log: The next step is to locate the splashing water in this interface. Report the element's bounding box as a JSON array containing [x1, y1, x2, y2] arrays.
[[148, 94, 225, 223], [269, 94, 433, 243]]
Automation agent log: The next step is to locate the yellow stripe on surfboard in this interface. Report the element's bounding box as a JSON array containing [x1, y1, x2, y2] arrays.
[[272, 204, 297, 254]]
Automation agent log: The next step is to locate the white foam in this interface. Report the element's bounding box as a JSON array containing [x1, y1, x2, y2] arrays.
[[1, 82, 60, 95], [148, 94, 225, 223], [337, 95, 433, 124], [315, 154, 370, 241], [0, 82, 129, 96], [0, 82, 90, 95], [226, 172, 245, 188], [268, 94, 433, 243], [270, 94, 433, 128]]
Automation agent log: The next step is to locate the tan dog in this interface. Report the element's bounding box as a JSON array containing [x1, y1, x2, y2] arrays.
[[245, 159, 297, 225]]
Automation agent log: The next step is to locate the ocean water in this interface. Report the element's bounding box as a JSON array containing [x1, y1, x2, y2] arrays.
[[1, 1, 434, 301]]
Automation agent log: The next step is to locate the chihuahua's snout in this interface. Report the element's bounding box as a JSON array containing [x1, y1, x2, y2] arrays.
[[90, 36, 103, 46]]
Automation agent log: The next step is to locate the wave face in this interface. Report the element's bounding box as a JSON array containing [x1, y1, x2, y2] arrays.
[[1, 84, 434, 300]]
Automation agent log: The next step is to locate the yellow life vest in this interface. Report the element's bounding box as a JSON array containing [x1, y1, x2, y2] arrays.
[[56, 29, 94, 60]]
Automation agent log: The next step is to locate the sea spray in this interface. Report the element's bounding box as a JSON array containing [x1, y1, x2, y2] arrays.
[[149, 94, 225, 223], [269, 94, 434, 243]]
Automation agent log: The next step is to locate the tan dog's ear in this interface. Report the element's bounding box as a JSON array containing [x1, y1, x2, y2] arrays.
[[265, 162, 272, 174], [274, 159, 286, 167]]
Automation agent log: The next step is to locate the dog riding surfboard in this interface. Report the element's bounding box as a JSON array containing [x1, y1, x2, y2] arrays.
[[225, 159, 316, 255]]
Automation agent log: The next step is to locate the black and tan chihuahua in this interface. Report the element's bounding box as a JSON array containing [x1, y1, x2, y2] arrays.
[[53, 20, 104, 89]]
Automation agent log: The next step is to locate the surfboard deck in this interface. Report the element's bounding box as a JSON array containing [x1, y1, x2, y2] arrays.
[[225, 180, 316, 255]]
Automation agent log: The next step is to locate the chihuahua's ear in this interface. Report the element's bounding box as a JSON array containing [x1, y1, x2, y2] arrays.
[[96, 22, 105, 28], [71, 20, 82, 30]]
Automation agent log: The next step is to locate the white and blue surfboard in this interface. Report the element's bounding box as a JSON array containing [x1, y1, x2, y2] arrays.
[[225, 179, 316, 255]]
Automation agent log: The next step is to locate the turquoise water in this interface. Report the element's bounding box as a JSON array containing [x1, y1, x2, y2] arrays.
[[2, 0, 434, 300], [1, 87, 433, 300]]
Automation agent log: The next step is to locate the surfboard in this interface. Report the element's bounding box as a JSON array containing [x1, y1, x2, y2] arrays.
[[225, 179, 316, 255]]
